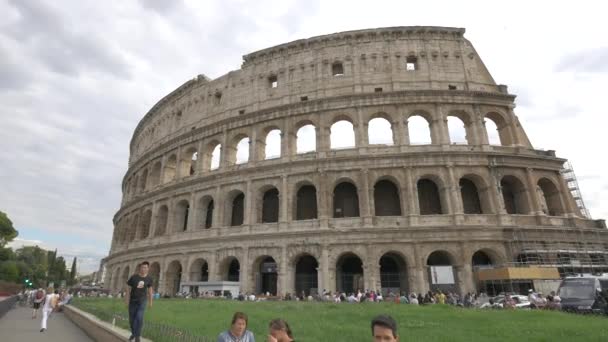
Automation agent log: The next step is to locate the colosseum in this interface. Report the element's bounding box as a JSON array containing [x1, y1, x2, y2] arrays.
[[104, 26, 608, 298]]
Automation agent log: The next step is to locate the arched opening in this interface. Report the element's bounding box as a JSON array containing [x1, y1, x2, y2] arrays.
[[368, 117, 394, 145], [336, 254, 364, 294], [484, 118, 501, 145], [150, 161, 162, 187], [180, 147, 198, 176], [333, 182, 360, 218], [500, 176, 529, 214], [417, 179, 443, 215], [210, 144, 221, 170], [537, 178, 565, 216], [447, 116, 468, 144], [235, 137, 250, 164], [163, 154, 177, 183], [254, 256, 278, 295], [261, 188, 279, 223], [264, 129, 282, 159], [380, 253, 408, 295], [230, 192, 245, 226], [408, 115, 432, 144], [472, 251, 494, 269], [190, 259, 209, 282], [127, 214, 138, 242], [295, 254, 318, 296], [427, 251, 457, 293], [137, 210, 152, 240], [460, 178, 482, 214], [374, 179, 402, 216], [165, 261, 182, 296], [296, 124, 316, 153], [139, 169, 148, 192], [220, 257, 240, 282], [175, 200, 190, 232], [149, 262, 160, 291], [197, 196, 214, 229], [485, 113, 512, 146], [295, 185, 317, 220], [155, 205, 169, 236], [330, 120, 356, 149]]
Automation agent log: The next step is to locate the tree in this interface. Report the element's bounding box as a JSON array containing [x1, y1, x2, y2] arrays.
[[0, 261, 19, 282], [70, 257, 77, 285], [0, 247, 15, 262], [16, 246, 48, 286], [0, 211, 18, 247]]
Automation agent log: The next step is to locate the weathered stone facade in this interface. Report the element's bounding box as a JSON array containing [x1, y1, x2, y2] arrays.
[[104, 26, 607, 297]]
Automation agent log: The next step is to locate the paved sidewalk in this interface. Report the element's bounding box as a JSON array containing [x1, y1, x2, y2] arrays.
[[0, 305, 93, 342]]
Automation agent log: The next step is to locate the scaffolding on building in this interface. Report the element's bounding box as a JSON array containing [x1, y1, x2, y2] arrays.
[[561, 161, 591, 219], [474, 226, 608, 296]]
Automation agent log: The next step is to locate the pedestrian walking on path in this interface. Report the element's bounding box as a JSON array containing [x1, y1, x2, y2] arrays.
[[125, 261, 154, 342], [32, 288, 45, 319], [40, 287, 58, 332]]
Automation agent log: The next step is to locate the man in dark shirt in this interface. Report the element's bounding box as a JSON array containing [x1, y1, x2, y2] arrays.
[[125, 261, 153, 342]]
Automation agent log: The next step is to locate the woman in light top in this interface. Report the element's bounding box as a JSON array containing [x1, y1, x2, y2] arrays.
[[218, 312, 255, 342], [267, 319, 294, 342]]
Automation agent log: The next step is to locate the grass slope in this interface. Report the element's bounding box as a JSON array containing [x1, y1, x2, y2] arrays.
[[73, 298, 608, 342]]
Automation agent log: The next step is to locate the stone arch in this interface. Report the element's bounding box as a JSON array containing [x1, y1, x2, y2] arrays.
[[121, 265, 131, 291], [485, 112, 512, 146], [336, 252, 364, 294], [203, 140, 222, 171], [198, 195, 214, 229], [138, 169, 148, 192], [261, 127, 282, 160], [459, 174, 494, 214], [537, 177, 565, 216], [252, 255, 279, 295], [137, 209, 152, 240], [471, 249, 501, 269], [180, 146, 198, 176], [500, 175, 530, 214], [260, 186, 280, 223], [225, 190, 245, 226], [165, 260, 182, 296], [189, 258, 209, 282], [330, 118, 356, 149], [111, 267, 121, 293], [373, 179, 402, 216], [333, 181, 360, 218], [294, 182, 318, 220], [379, 252, 408, 295], [155, 205, 169, 236], [294, 253, 319, 297], [233, 135, 250, 165], [150, 161, 162, 186], [163, 154, 177, 183], [295, 120, 317, 154], [368, 117, 394, 145], [174, 199, 190, 232], [417, 177, 444, 215], [447, 115, 468, 144], [219, 256, 240, 281], [149, 262, 161, 291], [426, 250, 458, 293], [406, 111, 433, 144]]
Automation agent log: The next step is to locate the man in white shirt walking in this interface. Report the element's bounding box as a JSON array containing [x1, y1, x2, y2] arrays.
[[40, 287, 57, 332]]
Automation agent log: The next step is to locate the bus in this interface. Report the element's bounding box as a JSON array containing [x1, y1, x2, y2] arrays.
[[557, 275, 608, 314]]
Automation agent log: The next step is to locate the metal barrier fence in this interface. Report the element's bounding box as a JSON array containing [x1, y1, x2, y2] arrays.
[[75, 303, 214, 342], [0, 296, 18, 319]]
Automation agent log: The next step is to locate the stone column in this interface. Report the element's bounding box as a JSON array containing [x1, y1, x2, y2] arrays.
[[320, 245, 331, 293], [488, 167, 506, 215], [433, 105, 450, 146], [175, 146, 183, 179], [473, 105, 489, 146], [413, 245, 428, 294], [403, 167, 419, 225], [282, 119, 293, 159], [557, 172, 577, 217], [196, 140, 205, 174], [220, 129, 229, 168], [207, 253, 218, 281], [525, 168, 542, 215], [280, 175, 289, 224], [244, 180, 253, 226], [213, 186, 223, 229], [148, 201, 159, 237], [186, 192, 197, 231], [318, 126, 330, 156], [279, 247, 291, 296], [360, 168, 372, 225], [392, 119, 404, 146], [318, 170, 330, 227], [447, 165, 464, 225], [240, 249, 250, 294], [249, 129, 258, 165]]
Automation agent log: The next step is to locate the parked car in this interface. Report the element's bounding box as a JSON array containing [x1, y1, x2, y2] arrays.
[[558, 275, 608, 314]]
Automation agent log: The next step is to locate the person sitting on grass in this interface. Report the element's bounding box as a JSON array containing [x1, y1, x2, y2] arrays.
[[218, 312, 255, 342], [267, 318, 294, 342], [371, 315, 399, 342]]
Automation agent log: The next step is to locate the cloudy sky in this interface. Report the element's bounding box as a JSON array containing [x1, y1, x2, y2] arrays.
[[1, 0, 607, 274]]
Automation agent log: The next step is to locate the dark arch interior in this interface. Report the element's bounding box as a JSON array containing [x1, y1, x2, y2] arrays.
[[333, 182, 360, 218], [296, 185, 317, 220], [418, 179, 442, 215], [374, 180, 402, 216], [295, 255, 318, 297], [460, 178, 482, 214], [231, 193, 245, 226], [336, 254, 363, 294], [262, 188, 279, 223]]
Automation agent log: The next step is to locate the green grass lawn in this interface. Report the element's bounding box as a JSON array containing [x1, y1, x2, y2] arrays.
[[72, 298, 608, 342]]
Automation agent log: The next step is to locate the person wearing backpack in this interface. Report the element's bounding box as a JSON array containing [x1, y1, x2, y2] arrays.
[[32, 288, 45, 319]]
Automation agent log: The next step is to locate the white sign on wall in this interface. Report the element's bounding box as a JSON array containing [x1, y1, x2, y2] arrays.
[[430, 266, 455, 285]]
